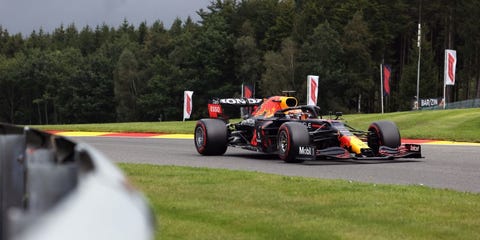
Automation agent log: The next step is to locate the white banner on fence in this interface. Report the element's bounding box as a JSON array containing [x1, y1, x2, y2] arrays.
[[307, 75, 319, 106], [183, 91, 194, 121], [444, 49, 457, 86]]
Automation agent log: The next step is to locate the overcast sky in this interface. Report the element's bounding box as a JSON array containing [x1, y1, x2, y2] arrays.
[[0, 0, 212, 35]]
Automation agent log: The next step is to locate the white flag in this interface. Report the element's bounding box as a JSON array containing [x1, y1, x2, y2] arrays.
[[307, 75, 319, 106], [183, 91, 194, 120], [444, 49, 457, 86]]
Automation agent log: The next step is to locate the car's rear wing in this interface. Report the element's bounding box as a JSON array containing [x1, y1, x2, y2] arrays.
[[208, 98, 263, 118]]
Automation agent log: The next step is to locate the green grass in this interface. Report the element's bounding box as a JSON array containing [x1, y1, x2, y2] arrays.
[[120, 164, 480, 240], [33, 108, 480, 142], [34, 121, 196, 134], [343, 108, 480, 142]]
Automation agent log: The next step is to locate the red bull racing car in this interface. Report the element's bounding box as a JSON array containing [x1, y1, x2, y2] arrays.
[[194, 95, 422, 163]]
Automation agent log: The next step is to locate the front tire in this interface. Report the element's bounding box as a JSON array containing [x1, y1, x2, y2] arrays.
[[277, 122, 310, 163], [367, 121, 401, 154], [194, 119, 228, 155]]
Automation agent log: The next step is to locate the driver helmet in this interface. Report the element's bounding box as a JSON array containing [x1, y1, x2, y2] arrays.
[[286, 109, 302, 119]]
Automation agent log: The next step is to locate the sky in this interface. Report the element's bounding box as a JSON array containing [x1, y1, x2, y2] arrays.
[[0, 0, 212, 35]]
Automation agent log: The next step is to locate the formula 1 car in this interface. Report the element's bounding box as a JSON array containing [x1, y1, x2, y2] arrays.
[[194, 95, 422, 163]]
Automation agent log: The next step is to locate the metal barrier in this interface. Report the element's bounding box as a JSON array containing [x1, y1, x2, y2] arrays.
[[421, 98, 480, 110], [444, 98, 480, 109], [0, 123, 154, 240]]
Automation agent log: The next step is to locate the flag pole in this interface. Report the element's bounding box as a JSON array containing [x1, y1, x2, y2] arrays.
[[380, 64, 384, 114], [416, 24, 421, 110], [416, 0, 422, 110], [183, 91, 186, 122], [443, 60, 446, 110], [183, 91, 185, 122]]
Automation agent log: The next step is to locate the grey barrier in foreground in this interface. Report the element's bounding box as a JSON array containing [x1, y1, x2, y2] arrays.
[[0, 123, 154, 240]]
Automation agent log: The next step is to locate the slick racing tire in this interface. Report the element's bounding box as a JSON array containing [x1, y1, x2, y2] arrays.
[[194, 119, 228, 156], [277, 122, 310, 163], [367, 120, 401, 154]]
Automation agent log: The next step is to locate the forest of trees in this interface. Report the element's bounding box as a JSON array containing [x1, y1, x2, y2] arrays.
[[1, 0, 479, 124]]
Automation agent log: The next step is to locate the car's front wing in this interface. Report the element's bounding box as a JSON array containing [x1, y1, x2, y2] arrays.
[[296, 144, 422, 161]]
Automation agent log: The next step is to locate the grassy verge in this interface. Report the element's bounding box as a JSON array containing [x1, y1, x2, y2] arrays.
[[33, 108, 480, 142], [34, 121, 196, 134], [342, 108, 480, 142], [120, 164, 480, 240]]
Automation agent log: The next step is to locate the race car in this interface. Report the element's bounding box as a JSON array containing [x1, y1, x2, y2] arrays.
[[194, 95, 422, 163]]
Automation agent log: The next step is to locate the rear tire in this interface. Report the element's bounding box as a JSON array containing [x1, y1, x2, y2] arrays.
[[194, 119, 228, 155], [277, 122, 310, 163], [367, 121, 401, 154]]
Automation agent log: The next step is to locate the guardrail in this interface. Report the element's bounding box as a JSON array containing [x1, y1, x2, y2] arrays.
[[444, 98, 480, 109], [421, 98, 480, 110], [0, 123, 154, 240]]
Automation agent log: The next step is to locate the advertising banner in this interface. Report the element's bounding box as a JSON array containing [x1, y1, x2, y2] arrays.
[[444, 49, 457, 86], [382, 64, 391, 96], [307, 75, 319, 106], [183, 91, 194, 121]]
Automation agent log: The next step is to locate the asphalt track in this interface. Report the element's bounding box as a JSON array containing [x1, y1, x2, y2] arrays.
[[69, 134, 480, 193]]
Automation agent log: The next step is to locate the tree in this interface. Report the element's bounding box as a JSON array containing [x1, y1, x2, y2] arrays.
[[298, 22, 346, 111], [0, 53, 26, 123], [341, 11, 375, 112], [78, 25, 96, 55], [114, 48, 139, 122], [457, 0, 480, 99], [261, 37, 297, 96], [52, 23, 78, 50], [3, 32, 24, 57], [25, 28, 50, 50], [262, 0, 295, 50], [144, 20, 170, 58], [75, 51, 116, 123], [1, 0, 479, 124], [137, 56, 182, 121], [191, 13, 235, 117], [38, 48, 84, 124], [234, 35, 262, 92], [137, 21, 148, 45], [234, 21, 262, 96], [400, 36, 439, 110]]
